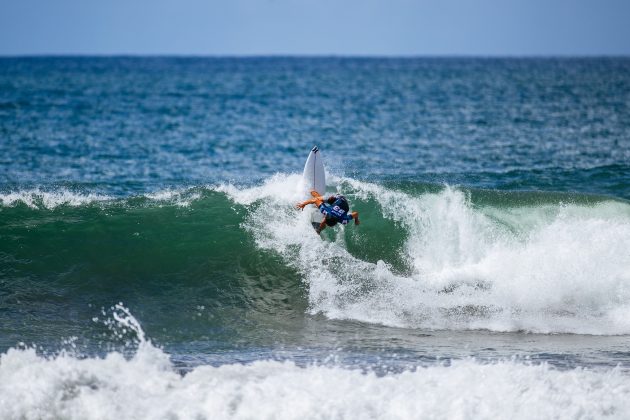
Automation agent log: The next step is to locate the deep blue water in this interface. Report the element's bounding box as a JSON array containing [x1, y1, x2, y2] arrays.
[[2, 57, 629, 196]]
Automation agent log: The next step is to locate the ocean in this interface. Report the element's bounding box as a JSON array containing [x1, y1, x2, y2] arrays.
[[1, 57, 629, 419]]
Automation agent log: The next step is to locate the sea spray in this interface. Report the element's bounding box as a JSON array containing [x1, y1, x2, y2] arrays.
[[2, 305, 630, 419]]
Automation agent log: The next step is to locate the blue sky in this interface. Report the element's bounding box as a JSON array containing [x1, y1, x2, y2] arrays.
[[1, 0, 629, 55]]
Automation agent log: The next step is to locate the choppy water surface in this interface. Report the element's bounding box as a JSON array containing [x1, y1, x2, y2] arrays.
[[1, 57, 630, 419]]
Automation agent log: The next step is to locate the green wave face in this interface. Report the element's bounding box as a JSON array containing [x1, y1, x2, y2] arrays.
[[2, 178, 630, 349], [0, 188, 308, 348]]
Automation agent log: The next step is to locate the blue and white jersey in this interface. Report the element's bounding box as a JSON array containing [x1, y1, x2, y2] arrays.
[[318, 195, 353, 224]]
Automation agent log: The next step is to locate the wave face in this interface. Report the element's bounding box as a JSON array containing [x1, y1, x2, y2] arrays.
[[1, 306, 629, 420], [2, 176, 630, 339], [0, 186, 307, 350]]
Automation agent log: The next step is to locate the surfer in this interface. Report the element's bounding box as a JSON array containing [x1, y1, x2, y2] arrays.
[[296, 191, 360, 234]]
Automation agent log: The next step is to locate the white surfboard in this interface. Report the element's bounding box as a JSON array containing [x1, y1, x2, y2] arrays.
[[301, 146, 326, 228], [302, 146, 326, 196]]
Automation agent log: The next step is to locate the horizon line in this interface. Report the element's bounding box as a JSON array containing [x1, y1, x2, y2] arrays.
[[1, 53, 630, 60]]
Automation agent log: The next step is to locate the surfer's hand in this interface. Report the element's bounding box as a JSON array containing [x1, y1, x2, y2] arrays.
[[296, 202, 306, 210], [352, 211, 360, 225]]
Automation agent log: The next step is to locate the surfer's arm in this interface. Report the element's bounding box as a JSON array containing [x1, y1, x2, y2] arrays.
[[296, 198, 316, 210], [295, 194, 325, 210]]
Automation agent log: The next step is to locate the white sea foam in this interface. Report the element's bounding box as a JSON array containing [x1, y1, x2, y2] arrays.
[[216, 173, 305, 206], [0, 188, 112, 209], [221, 175, 630, 334], [3, 305, 628, 419], [144, 188, 202, 207], [1, 341, 629, 420], [0, 187, 206, 209]]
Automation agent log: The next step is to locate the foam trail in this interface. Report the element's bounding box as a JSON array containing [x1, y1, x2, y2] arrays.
[[221, 175, 630, 334]]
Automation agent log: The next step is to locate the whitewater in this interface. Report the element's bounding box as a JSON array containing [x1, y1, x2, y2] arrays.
[[2, 305, 630, 420], [221, 174, 630, 335]]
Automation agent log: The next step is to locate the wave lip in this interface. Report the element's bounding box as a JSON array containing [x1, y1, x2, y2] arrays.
[[0, 186, 210, 210], [0, 188, 113, 209]]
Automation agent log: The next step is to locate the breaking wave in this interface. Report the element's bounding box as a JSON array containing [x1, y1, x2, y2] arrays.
[[2, 174, 630, 334]]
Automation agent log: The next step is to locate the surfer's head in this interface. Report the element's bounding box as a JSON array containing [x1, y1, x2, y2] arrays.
[[325, 216, 338, 227]]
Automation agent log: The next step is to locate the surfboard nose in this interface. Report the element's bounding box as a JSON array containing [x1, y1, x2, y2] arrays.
[[311, 146, 319, 153]]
